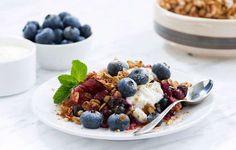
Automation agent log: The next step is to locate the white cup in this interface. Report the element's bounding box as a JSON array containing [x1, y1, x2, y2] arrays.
[[0, 37, 36, 96]]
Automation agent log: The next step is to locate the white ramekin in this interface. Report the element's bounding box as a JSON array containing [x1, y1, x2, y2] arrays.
[[0, 37, 36, 96], [36, 35, 93, 71], [154, 0, 236, 57]]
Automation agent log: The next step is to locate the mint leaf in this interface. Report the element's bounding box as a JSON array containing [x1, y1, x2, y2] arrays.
[[58, 74, 78, 87], [53, 86, 71, 104], [71, 60, 87, 82]]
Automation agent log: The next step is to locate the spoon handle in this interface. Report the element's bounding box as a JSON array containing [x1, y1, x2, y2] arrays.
[[134, 100, 184, 135]]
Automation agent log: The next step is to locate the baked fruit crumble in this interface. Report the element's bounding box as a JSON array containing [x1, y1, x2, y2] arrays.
[[53, 59, 191, 131]]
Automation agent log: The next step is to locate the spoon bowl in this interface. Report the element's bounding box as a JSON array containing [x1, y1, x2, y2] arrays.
[[186, 79, 214, 104]]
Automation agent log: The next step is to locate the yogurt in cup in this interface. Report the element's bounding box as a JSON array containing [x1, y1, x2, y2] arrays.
[[0, 37, 36, 96]]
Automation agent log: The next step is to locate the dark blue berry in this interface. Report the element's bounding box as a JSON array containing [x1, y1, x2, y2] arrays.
[[53, 29, 64, 44], [147, 113, 162, 126], [152, 63, 171, 80], [42, 15, 63, 29], [27, 21, 40, 29], [80, 24, 92, 38], [113, 105, 126, 114], [107, 60, 129, 76], [107, 113, 130, 131], [63, 26, 80, 42], [23, 22, 38, 41], [118, 77, 137, 97], [35, 28, 55, 44], [63, 16, 81, 28], [80, 111, 103, 129], [61, 39, 73, 44], [158, 97, 169, 111], [78, 36, 85, 41], [58, 12, 71, 20], [128, 68, 149, 85]]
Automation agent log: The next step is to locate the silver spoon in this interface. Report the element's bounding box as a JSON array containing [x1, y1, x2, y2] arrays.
[[134, 79, 213, 136]]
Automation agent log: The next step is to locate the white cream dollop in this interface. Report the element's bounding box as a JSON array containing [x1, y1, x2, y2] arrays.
[[127, 81, 164, 123]]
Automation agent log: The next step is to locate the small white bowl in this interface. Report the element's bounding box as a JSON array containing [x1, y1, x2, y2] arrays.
[[0, 37, 36, 96], [154, 0, 236, 57], [36, 35, 92, 71]]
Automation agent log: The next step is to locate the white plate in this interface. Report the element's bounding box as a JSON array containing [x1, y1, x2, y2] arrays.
[[32, 70, 214, 140]]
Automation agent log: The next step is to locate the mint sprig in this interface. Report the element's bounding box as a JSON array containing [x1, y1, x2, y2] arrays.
[[53, 60, 88, 104], [71, 60, 87, 82]]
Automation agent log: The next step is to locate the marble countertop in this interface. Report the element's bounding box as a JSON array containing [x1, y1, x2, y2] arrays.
[[1, 0, 236, 150]]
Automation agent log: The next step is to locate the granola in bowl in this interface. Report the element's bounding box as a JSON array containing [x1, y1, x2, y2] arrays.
[[160, 0, 236, 19], [53, 59, 191, 131]]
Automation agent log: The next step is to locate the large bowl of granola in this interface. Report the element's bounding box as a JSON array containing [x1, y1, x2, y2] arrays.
[[32, 59, 214, 140], [154, 0, 236, 57]]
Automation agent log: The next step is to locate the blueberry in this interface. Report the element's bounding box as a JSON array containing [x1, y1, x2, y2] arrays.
[[128, 68, 149, 85], [113, 105, 126, 114], [107, 113, 130, 131], [35, 28, 55, 44], [147, 113, 162, 126], [152, 63, 171, 80], [118, 78, 137, 97], [23, 22, 38, 41], [107, 60, 129, 76], [42, 14, 63, 29], [80, 111, 103, 129], [63, 16, 81, 28], [27, 21, 40, 29], [58, 12, 71, 20], [80, 24, 92, 38], [78, 36, 85, 41], [157, 97, 168, 111], [61, 39, 73, 44], [63, 26, 80, 42], [53, 29, 64, 44]]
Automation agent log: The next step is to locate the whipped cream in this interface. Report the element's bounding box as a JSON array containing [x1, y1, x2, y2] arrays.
[[127, 81, 164, 123]]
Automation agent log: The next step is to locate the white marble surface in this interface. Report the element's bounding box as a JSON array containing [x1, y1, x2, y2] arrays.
[[1, 0, 236, 150]]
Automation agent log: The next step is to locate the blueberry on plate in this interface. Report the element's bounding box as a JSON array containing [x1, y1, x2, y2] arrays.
[[61, 39, 73, 44], [107, 113, 130, 131], [128, 68, 149, 85], [80, 111, 103, 129], [107, 60, 129, 76], [53, 29, 64, 44], [23, 22, 38, 41], [42, 14, 63, 29], [157, 97, 169, 112], [152, 63, 171, 80], [147, 113, 162, 126], [118, 77, 137, 97], [63, 16, 81, 28], [80, 24, 92, 38], [58, 12, 71, 20], [63, 26, 80, 42], [35, 28, 55, 44]]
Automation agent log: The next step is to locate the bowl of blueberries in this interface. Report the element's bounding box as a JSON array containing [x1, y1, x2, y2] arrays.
[[23, 12, 92, 70]]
